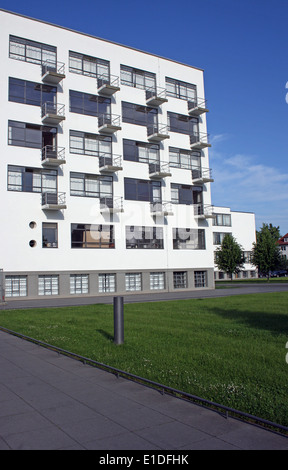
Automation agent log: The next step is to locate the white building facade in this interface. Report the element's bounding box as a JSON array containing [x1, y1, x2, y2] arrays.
[[1, 9, 217, 299], [213, 207, 257, 280]]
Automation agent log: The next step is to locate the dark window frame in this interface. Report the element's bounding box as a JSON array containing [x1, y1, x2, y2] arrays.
[[69, 90, 111, 117], [171, 183, 202, 205], [122, 101, 158, 127], [69, 130, 112, 157], [173, 228, 205, 250], [70, 172, 113, 199], [166, 77, 196, 101], [42, 223, 58, 248], [126, 225, 164, 249], [120, 65, 156, 91], [8, 120, 57, 149], [9, 35, 57, 65], [69, 51, 110, 79], [124, 178, 161, 203], [9, 77, 57, 107], [7, 165, 58, 193], [71, 224, 115, 249], [123, 139, 160, 163]]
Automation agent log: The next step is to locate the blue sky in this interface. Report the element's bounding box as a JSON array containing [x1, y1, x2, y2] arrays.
[[1, 0, 288, 233]]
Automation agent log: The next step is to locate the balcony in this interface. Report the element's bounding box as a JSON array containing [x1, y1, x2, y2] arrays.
[[147, 124, 170, 142], [41, 102, 65, 125], [149, 161, 171, 179], [188, 98, 208, 116], [190, 132, 211, 150], [97, 74, 120, 96], [194, 204, 216, 220], [146, 86, 168, 107], [41, 60, 65, 84], [99, 154, 123, 173], [98, 114, 122, 134], [191, 167, 214, 184], [41, 145, 66, 167], [100, 196, 124, 214], [41, 192, 67, 210], [150, 201, 173, 217]]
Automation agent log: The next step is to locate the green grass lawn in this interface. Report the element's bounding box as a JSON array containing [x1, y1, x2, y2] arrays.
[[1, 292, 288, 427]]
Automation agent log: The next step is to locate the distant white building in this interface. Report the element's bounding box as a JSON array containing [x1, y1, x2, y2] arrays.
[[213, 207, 257, 280]]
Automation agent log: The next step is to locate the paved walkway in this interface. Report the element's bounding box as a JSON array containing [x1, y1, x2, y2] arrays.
[[0, 330, 287, 450]]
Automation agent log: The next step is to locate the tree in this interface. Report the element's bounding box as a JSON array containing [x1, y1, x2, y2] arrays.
[[252, 223, 281, 281], [215, 234, 245, 280]]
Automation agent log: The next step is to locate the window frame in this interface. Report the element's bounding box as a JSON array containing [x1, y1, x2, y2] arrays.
[[71, 224, 115, 249], [9, 35, 57, 66], [120, 65, 156, 91]]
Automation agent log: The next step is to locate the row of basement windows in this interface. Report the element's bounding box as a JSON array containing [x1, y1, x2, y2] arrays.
[[40, 223, 206, 250], [9, 36, 200, 102], [5, 270, 207, 297], [8, 120, 203, 171]]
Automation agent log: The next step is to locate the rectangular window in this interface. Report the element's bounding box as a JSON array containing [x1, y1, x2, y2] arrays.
[[71, 224, 114, 249], [173, 272, 187, 289], [123, 139, 159, 163], [5, 275, 27, 297], [124, 178, 161, 202], [150, 272, 165, 290], [213, 232, 232, 245], [168, 112, 198, 136], [9, 35, 56, 66], [166, 77, 196, 101], [125, 273, 142, 291], [173, 228, 205, 250], [8, 165, 57, 193], [194, 271, 207, 288], [9, 78, 57, 107], [8, 120, 57, 149], [171, 183, 202, 205], [69, 51, 109, 79], [98, 274, 116, 293], [42, 223, 58, 248], [70, 130, 112, 157], [126, 226, 164, 249], [169, 147, 201, 170], [69, 90, 111, 117], [212, 213, 232, 227], [70, 173, 112, 199], [120, 65, 156, 90], [70, 274, 89, 294], [38, 275, 59, 296], [122, 101, 158, 127]]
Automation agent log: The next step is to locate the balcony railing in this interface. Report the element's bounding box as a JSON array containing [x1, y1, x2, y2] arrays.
[[99, 154, 123, 172], [149, 161, 171, 179], [188, 97, 208, 116], [150, 201, 173, 216], [97, 74, 120, 95], [191, 167, 214, 184], [190, 132, 211, 149], [41, 60, 65, 84], [98, 113, 122, 134], [41, 192, 67, 210], [100, 196, 124, 213], [41, 102, 65, 125], [41, 145, 66, 167], [146, 86, 168, 107], [194, 204, 215, 219], [147, 124, 170, 142]]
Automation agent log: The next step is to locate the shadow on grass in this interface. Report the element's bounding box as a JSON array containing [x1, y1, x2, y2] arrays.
[[97, 329, 114, 342]]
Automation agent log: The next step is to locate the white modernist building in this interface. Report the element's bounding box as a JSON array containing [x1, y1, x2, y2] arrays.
[[213, 207, 257, 280], [1, 9, 217, 299]]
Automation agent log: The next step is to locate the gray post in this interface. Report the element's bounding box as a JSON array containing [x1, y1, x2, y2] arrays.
[[114, 296, 124, 344]]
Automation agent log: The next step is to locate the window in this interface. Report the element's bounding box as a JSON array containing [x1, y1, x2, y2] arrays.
[[194, 271, 207, 288], [9, 78, 57, 107], [124, 178, 161, 202], [171, 183, 202, 205], [213, 213, 232, 227], [123, 139, 159, 163], [173, 228, 205, 250], [8, 166, 57, 193], [9, 35, 56, 66], [5, 275, 27, 297], [8, 120, 57, 149], [38, 275, 59, 295], [70, 274, 89, 294], [126, 226, 164, 249], [150, 272, 165, 290], [70, 131, 111, 157], [71, 224, 114, 249], [70, 173, 112, 199], [173, 272, 187, 289], [69, 51, 109, 79], [69, 90, 110, 117], [98, 274, 116, 293], [122, 102, 158, 127], [169, 147, 201, 170], [125, 273, 142, 291], [168, 112, 198, 135], [166, 77, 196, 101], [213, 232, 232, 245], [42, 223, 58, 248], [120, 65, 156, 90]]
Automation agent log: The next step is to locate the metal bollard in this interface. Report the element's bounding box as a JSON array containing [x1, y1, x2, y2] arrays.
[[113, 296, 124, 344]]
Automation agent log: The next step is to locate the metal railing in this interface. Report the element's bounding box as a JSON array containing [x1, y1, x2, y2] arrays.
[[41, 145, 65, 162], [194, 203, 215, 218], [149, 161, 171, 176], [147, 124, 169, 137], [98, 113, 121, 129], [97, 74, 120, 89], [150, 200, 173, 215], [191, 167, 213, 181], [99, 154, 122, 169], [41, 192, 66, 206], [42, 102, 65, 119], [190, 132, 210, 147], [187, 97, 208, 112], [41, 60, 65, 77], [146, 86, 167, 102], [100, 196, 123, 212]]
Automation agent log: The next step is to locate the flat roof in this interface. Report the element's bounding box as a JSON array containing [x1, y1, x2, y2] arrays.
[[0, 8, 204, 72]]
